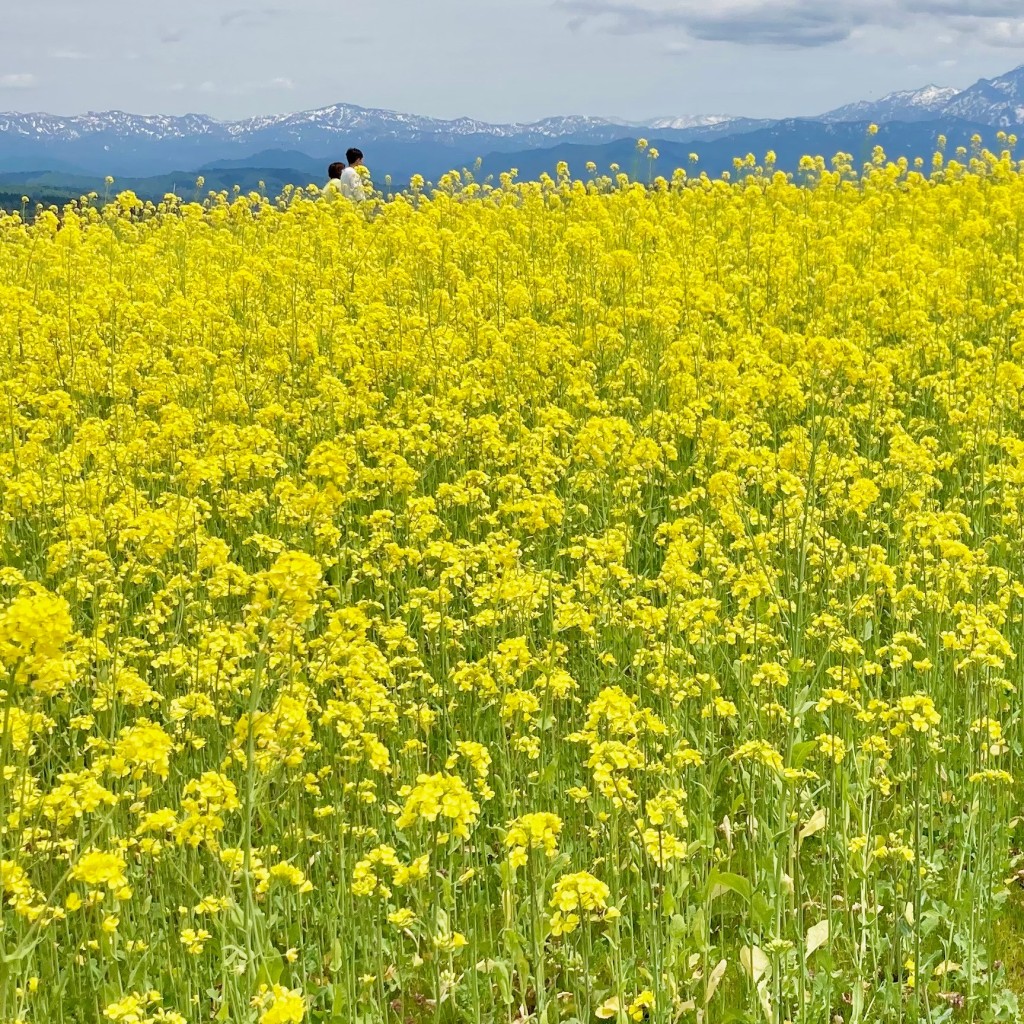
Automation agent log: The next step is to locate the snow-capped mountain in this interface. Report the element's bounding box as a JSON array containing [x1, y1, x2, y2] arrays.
[[0, 103, 675, 147], [822, 85, 958, 124], [822, 66, 1024, 129], [0, 110, 223, 140], [0, 99, 748, 177], [941, 65, 1024, 128]]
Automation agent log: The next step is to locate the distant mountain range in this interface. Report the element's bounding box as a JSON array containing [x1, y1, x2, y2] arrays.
[[820, 85, 959, 124], [3, 64, 1024, 205]]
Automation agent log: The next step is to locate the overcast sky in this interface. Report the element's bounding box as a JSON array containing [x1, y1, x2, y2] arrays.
[[3, 1, 1024, 123]]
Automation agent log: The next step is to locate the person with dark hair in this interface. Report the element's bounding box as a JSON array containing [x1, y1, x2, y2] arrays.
[[340, 148, 367, 201], [324, 161, 346, 194]]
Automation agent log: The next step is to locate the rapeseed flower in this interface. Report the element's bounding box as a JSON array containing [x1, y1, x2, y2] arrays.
[[0, 148, 1020, 1023]]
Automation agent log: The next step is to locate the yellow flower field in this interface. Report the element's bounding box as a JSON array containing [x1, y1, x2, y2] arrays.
[[1, 150, 1024, 1023]]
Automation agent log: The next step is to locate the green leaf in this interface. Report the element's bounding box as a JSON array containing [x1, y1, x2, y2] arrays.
[[255, 953, 284, 988], [798, 807, 827, 842], [791, 740, 817, 768], [707, 870, 752, 903], [329, 984, 349, 1021], [329, 937, 344, 973], [805, 919, 829, 959], [740, 946, 773, 1021], [475, 958, 513, 1005], [1, 941, 34, 965], [705, 958, 728, 1004], [751, 892, 773, 929], [661, 887, 677, 915]]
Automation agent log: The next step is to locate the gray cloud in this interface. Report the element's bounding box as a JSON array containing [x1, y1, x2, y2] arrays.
[[906, 0, 1024, 14], [687, 5, 859, 46], [558, 0, 1024, 47], [159, 28, 185, 44], [557, 0, 869, 45]]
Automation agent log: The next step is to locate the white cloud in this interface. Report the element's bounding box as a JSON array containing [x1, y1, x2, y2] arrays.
[[220, 7, 288, 28], [171, 76, 297, 97], [0, 73, 37, 88], [978, 19, 1024, 47]]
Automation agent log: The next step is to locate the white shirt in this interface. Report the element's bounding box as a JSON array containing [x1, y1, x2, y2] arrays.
[[339, 165, 367, 201]]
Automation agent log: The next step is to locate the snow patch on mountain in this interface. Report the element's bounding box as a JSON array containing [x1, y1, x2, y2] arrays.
[[822, 85, 958, 123], [644, 114, 731, 131], [0, 101, 736, 147]]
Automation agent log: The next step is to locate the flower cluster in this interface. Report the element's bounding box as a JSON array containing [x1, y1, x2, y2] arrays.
[[0, 146, 1022, 1020]]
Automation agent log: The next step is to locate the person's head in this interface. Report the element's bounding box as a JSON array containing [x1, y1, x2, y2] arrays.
[[346, 148, 364, 168], [328, 161, 345, 180]]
